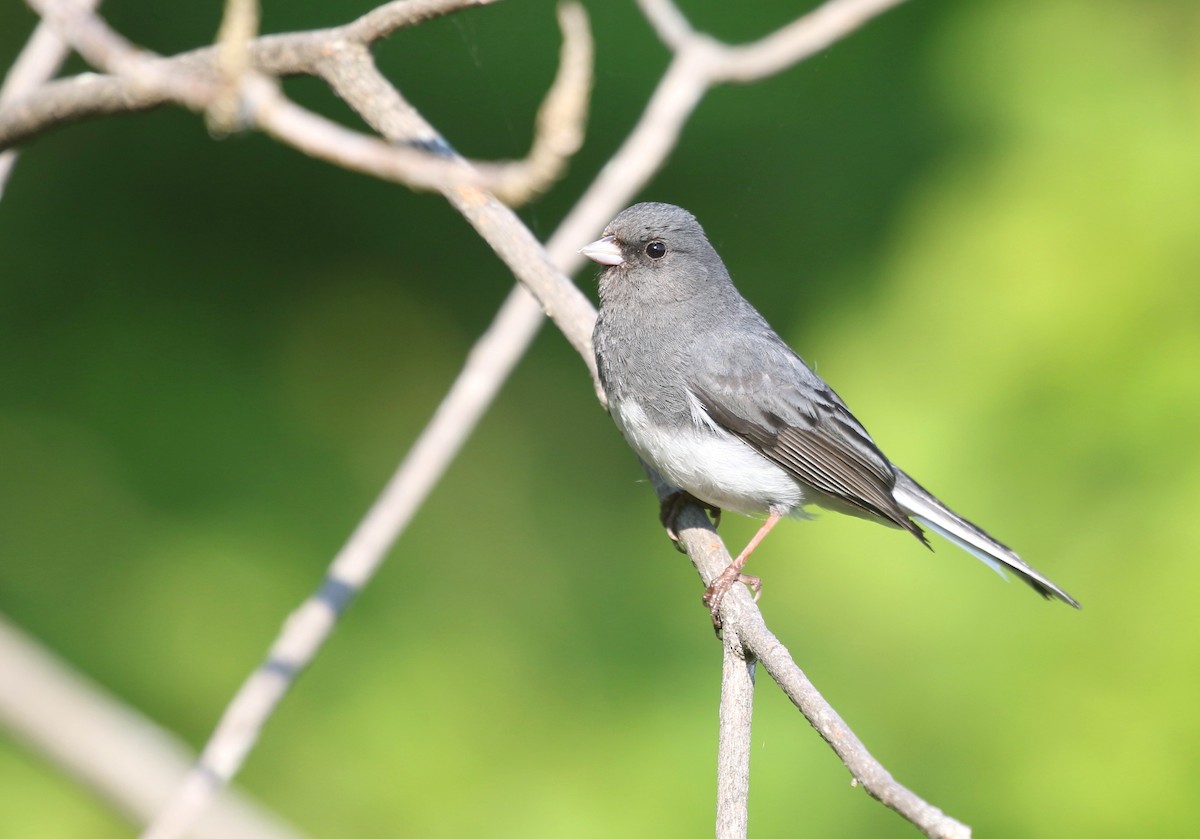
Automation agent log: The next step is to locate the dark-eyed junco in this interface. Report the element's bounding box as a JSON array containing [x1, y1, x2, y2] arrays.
[[582, 202, 1078, 619]]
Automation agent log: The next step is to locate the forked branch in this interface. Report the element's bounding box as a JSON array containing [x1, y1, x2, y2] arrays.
[[0, 1, 971, 838], [5, 0, 590, 205]]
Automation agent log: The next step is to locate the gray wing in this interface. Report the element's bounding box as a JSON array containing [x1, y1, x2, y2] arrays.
[[687, 329, 927, 543]]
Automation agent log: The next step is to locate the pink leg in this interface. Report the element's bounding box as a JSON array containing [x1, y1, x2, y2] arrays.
[[702, 511, 783, 626]]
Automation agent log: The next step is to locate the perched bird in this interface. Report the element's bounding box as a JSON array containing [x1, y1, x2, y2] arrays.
[[582, 202, 1079, 621]]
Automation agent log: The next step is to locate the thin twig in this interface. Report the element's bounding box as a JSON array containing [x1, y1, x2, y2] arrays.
[[637, 0, 694, 49], [137, 287, 544, 838], [312, 46, 601, 371], [475, 2, 593, 204], [139, 26, 599, 839], [208, 0, 259, 134], [0, 0, 100, 199], [636, 0, 912, 87], [0, 615, 308, 839], [714, 0, 911, 83], [664, 497, 971, 839], [252, 4, 591, 204], [346, 0, 501, 42], [10, 0, 591, 205]]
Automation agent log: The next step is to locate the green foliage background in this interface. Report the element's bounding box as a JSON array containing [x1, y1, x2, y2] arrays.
[[1, 0, 1197, 836]]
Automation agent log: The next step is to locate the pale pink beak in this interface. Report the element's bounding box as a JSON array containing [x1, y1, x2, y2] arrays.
[[579, 235, 624, 266]]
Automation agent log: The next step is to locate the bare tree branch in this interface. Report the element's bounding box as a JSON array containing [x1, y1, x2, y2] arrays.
[[637, 0, 910, 83], [0, 0, 100, 197], [138, 289, 555, 839], [8, 0, 590, 205], [346, 0, 501, 42], [665, 497, 971, 839], [27, 0, 213, 106], [716, 627, 755, 839], [1, 0, 975, 837], [0, 0, 499, 152], [207, 0, 260, 134], [476, 1, 592, 204], [0, 615, 308, 839]]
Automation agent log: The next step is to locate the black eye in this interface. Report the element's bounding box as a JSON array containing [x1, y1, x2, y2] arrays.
[[645, 240, 667, 259]]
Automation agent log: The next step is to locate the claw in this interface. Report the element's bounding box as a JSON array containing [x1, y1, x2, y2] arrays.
[[740, 574, 762, 602], [659, 492, 721, 553], [699, 510, 783, 630], [703, 574, 764, 628]]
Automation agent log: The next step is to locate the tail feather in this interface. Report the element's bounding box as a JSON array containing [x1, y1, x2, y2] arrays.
[[891, 469, 1080, 609]]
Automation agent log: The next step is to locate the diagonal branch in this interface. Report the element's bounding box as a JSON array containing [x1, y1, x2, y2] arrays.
[[0, 0, 100, 197], [346, 0, 501, 41], [637, 0, 910, 83], [0, 615, 308, 839]]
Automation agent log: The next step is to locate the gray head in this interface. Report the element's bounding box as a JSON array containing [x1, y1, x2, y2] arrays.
[[581, 202, 734, 307]]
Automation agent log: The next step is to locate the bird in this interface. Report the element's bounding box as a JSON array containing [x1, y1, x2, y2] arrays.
[[581, 202, 1079, 622]]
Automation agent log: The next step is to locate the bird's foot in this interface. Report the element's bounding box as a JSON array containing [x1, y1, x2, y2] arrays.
[[659, 492, 721, 553], [703, 572, 763, 629], [701, 511, 781, 630]]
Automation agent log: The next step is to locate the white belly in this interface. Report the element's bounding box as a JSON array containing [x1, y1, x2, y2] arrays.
[[609, 395, 806, 516]]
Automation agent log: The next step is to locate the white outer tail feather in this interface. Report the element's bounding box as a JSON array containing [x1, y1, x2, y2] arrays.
[[891, 469, 1080, 608]]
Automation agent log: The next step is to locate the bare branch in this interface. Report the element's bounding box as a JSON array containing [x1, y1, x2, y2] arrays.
[[664, 496, 972, 839], [637, 0, 695, 50], [559, 45, 712, 245], [309, 2, 594, 205], [139, 20, 599, 839], [3, 0, 970, 836], [0, 0, 101, 198], [345, 0, 501, 43], [758, 640, 970, 839], [27, 0, 216, 108], [8, 0, 591, 205], [0, 615, 307, 839], [477, 2, 593, 204], [637, 0, 911, 86], [0, 15, 83, 101], [0, 71, 174, 149], [714, 0, 911, 83], [314, 46, 602, 371], [247, 74, 508, 194], [207, 0, 260, 134], [716, 629, 755, 839]]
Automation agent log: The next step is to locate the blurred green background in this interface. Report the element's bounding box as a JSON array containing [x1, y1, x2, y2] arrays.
[[2, 0, 1198, 836]]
